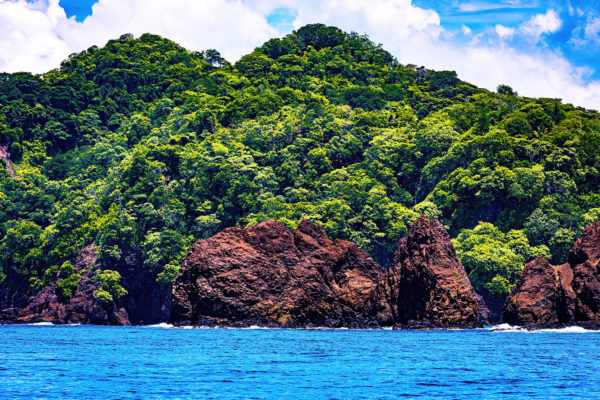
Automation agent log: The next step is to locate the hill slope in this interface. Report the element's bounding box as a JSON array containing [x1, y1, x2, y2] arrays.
[[1, 24, 600, 319]]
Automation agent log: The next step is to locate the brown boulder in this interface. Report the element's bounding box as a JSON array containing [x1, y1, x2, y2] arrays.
[[170, 219, 391, 327], [503, 221, 600, 328], [503, 257, 576, 327], [383, 216, 481, 328]]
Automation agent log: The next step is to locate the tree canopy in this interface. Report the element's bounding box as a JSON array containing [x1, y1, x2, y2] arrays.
[[1, 25, 599, 301]]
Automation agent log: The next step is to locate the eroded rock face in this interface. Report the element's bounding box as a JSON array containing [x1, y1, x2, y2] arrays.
[[474, 290, 506, 325], [503, 257, 575, 327], [383, 216, 481, 328], [504, 221, 600, 328], [171, 217, 482, 329], [170, 219, 391, 327], [14, 244, 130, 325]]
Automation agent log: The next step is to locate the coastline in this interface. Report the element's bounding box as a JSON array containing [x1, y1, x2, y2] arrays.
[[4, 321, 599, 333]]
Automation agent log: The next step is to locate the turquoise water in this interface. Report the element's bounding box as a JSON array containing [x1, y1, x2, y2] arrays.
[[0, 324, 599, 399]]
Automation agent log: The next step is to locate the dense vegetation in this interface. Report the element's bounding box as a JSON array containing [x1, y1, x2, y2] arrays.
[[1, 25, 599, 304]]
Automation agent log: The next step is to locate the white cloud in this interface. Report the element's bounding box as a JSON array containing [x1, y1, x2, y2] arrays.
[[584, 16, 600, 42], [291, 0, 442, 45], [0, 0, 71, 73], [458, 1, 514, 12], [462, 25, 472, 35], [0, 0, 277, 73], [570, 16, 600, 48], [520, 9, 562, 39], [495, 24, 515, 38], [416, 42, 600, 110], [0, 0, 599, 111]]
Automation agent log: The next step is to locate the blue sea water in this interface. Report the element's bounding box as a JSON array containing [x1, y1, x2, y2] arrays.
[[0, 324, 599, 399]]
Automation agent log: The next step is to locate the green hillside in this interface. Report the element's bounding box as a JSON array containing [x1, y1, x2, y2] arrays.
[[1, 24, 599, 305]]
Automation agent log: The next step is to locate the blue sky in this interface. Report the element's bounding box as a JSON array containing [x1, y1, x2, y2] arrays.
[[2, 0, 599, 109], [58, 0, 94, 21], [412, 0, 600, 79]]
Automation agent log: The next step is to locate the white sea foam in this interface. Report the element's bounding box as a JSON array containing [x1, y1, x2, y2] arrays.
[[146, 323, 175, 329], [27, 322, 54, 326], [538, 326, 599, 333], [490, 323, 525, 332], [490, 323, 599, 333], [144, 323, 200, 329]]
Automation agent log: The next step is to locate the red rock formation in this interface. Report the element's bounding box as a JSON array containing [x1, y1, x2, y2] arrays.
[[15, 244, 129, 325], [171, 217, 482, 329], [383, 216, 481, 328], [170, 219, 391, 327], [504, 221, 600, 328], [503, 257, 575, 327]]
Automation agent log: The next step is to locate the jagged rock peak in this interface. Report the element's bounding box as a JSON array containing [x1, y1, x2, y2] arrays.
[[568, 220, 600, 266], [385, 216, 482, 329]]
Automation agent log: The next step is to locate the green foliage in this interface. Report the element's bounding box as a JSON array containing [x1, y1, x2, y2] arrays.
[[497, 84, 517, 97], [56, 261, 81, 302], [454, 223, 550, 295], [548, 228, 577, 264], [156, 263, 181, 284], [1, 25, 599, 302], [93, 270, 127, 303]]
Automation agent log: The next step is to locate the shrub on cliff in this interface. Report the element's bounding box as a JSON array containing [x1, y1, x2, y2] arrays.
[[56, 261, 81, 302], [93, 270, 127, 303]]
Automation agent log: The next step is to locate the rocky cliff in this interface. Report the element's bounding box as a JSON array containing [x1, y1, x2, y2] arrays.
[[3, 216, 484, 328], [503, 221, 600, 328], [383, 217, 481, 328], [2, 242, 171, 326], [170, 217, 482, 329], [13, 244, 130, 325], [170, 219, 391, 328]]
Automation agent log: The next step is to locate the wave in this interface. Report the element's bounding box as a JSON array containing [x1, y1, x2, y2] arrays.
[[146, 323, 175, 329], [538, 326, 599, 333], [26, 322, 54, 326], [241, 325, 272, 330], [490, 323, 600, 333], [144, 323, 197, 329]]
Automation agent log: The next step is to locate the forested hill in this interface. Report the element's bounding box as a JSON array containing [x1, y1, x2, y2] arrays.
[[1, 24, 600, 308]]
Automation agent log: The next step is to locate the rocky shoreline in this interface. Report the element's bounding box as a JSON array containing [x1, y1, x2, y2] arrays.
[[503, 221, 600, 329], [2, 217, 599, 330], [170, 217, 480, 329]]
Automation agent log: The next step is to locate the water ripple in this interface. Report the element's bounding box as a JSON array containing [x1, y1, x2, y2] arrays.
[[0, 325, 598, 399]]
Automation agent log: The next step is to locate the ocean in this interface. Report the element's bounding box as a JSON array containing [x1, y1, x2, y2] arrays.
[[0, 324, 599, 399]]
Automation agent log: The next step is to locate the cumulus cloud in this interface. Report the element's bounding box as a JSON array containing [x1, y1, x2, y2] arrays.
[[0, 0, 71, 73], [62, 0, 277, 61], [0, 0, 277, 73], [418, 42, 600, 110], [0, 0, 598, 110], [520, 9, 562, 39], [495, 24, 515, 39]]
